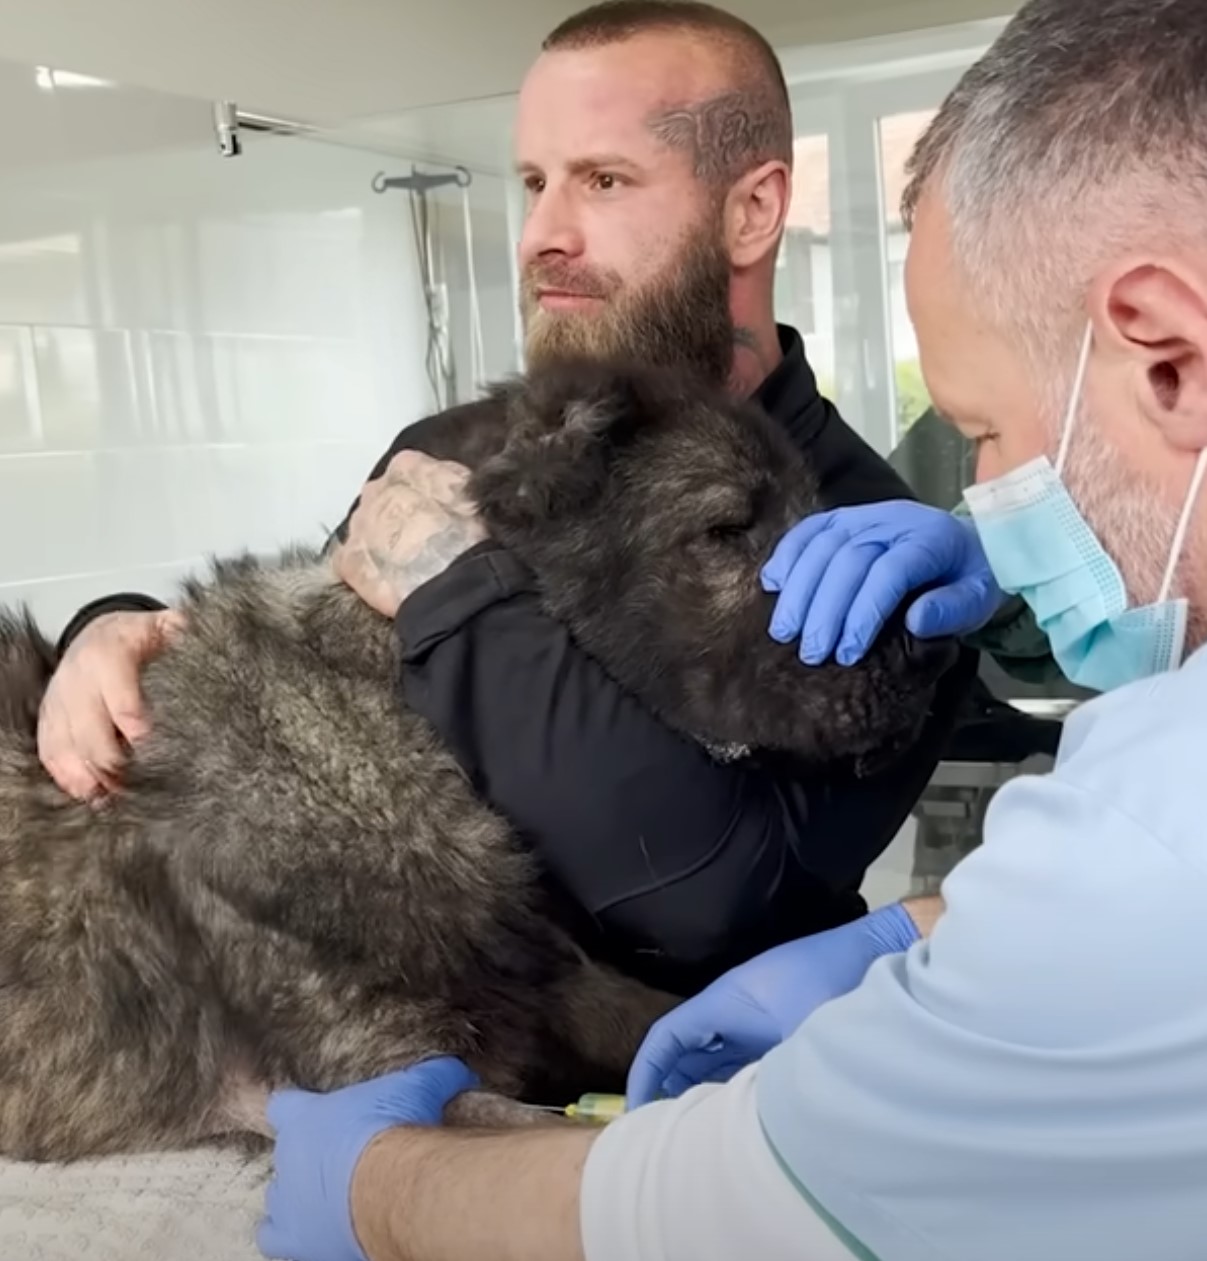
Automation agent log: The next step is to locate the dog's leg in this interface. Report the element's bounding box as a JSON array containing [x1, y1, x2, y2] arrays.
[[210, 1061, 568, 1140], [229, 924, 547, 1105], [210, 954, 671, 1138], [537, 958, 682, 1095], [442, 1090, 576, 1129]]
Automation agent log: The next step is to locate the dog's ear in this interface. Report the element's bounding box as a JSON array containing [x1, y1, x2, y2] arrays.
[[560, 370, 647, 441], [563, 395, 615, 436], [471, 366, 649, 532]]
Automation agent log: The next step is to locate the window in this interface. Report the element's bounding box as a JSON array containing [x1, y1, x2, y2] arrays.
[[774, 19, 1008, 458], [879, 109, 939, 439], [774, 134, 831, 393]]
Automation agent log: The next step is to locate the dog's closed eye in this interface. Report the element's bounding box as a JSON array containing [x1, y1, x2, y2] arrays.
[[705, 521, 753, 543], [701, 522, 746, 542]]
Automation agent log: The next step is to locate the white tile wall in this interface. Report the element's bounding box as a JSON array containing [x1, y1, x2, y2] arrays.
[[0, 62, 519, 638]]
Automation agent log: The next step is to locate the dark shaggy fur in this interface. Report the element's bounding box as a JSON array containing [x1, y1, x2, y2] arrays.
[[0, 358, 958, 1162]]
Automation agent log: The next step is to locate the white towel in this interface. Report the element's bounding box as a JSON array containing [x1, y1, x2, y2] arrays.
[[0, 1147, 271, 1260]]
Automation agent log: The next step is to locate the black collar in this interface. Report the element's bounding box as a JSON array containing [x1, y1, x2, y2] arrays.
[[751, 324, 828, 448]]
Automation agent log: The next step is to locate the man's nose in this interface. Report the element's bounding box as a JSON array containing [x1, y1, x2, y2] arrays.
[[518, 185, 585, 268]]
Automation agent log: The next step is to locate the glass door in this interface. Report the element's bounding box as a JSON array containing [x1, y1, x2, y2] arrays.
[[775, 21, 1005, 457]]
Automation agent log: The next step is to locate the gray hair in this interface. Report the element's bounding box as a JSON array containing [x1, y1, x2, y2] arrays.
[[903, 0, 1207, 390]]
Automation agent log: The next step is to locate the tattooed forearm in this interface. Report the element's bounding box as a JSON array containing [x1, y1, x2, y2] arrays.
[[648, 90, 792, 185], [367, 519, 482, 599], [331, 451, 487, 618]]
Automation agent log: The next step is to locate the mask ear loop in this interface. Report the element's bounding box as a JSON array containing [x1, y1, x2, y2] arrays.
[[1055, 322, 1095, 476], [1158, 446, 1207, 603]]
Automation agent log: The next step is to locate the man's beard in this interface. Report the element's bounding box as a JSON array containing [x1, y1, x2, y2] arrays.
[[519, 221, 735, 389], [1062, 404, 1206, 650]]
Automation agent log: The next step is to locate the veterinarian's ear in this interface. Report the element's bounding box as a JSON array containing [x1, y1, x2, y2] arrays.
[[724, 160, 791, 270]]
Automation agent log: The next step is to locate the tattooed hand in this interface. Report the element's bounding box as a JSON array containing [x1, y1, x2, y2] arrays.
[[331, 451, 487, 618]]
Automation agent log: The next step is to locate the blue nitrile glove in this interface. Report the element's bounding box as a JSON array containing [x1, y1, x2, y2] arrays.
[[626, 903, 919, 1109], [257, 1056, 479, 1261], [762, 501, 1003, 666]]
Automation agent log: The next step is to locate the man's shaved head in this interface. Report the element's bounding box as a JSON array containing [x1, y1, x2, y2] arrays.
[[542, 0, 794, 188]]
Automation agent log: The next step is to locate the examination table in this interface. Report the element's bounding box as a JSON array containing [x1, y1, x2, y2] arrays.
[[0, 1145, 268, 1260]]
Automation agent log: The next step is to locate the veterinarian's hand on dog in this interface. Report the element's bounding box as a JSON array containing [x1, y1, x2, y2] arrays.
[[332, 451, 488, 618], [259, 1056, 479, 1261], [626, 903, 920, 1108], [38, 609, 186, 801], [762, 500, 1003, 665]]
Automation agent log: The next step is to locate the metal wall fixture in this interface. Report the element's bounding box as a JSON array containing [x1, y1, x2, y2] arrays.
[[211, 101, 317, 157]]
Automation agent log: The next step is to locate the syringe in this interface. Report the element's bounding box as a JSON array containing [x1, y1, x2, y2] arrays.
[[525, 1092, 627, 1124], [564, 1092, 626, 1123]]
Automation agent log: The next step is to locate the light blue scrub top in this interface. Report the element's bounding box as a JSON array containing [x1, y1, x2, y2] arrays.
[[756, 643, 1207, 1261]]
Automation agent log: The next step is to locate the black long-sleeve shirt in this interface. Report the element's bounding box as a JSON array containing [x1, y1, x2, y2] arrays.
[[59, 326, 976, 994]]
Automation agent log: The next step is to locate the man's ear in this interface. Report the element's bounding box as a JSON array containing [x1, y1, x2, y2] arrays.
[[1095, 259, 1207, 454], [724, 160, 791, 271]]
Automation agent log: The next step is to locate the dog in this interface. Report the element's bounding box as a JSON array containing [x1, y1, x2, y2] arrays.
[[0, 358, 958, 1161]]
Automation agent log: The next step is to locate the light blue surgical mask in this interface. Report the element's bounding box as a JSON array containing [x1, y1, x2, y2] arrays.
[[964, 323, 1207, 694]]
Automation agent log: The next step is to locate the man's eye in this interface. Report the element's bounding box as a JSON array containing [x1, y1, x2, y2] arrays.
[[591, 173, 619, 191], [524, 176, 545, 196]]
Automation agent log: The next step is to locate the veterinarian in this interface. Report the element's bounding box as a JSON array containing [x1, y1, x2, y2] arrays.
[[33, 1, 999, 999], [256, 2, 1207, 1259]]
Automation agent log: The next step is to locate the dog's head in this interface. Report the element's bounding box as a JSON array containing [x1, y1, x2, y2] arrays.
[[470, 358, 958, 770]]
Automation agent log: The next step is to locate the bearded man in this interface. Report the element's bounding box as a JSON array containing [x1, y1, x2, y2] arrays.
[[37, 2, 986, 995]]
